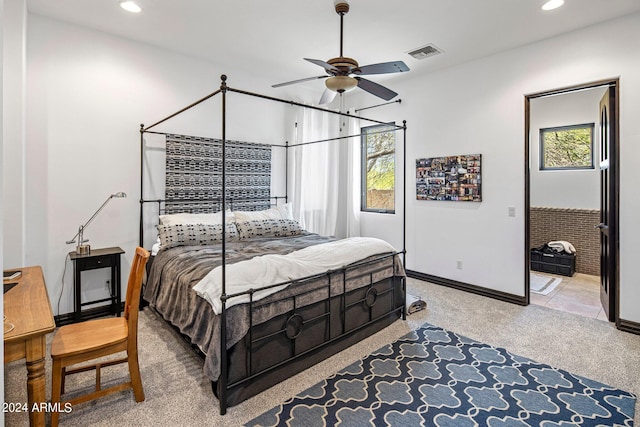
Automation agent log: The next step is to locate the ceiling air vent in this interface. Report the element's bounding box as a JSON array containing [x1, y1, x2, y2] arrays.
[[407, 44, 443, 60]]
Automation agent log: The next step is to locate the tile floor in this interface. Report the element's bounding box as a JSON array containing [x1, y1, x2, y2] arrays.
[[530, 271, 609, 321]]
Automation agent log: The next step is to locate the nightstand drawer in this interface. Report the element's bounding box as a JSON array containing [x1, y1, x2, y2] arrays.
[[77, 255, 114, 270]]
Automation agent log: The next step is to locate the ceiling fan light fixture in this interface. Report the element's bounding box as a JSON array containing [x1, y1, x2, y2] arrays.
[[325, 75, 358, 93]]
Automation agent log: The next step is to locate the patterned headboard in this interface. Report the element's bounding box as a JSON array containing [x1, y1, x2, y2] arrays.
[[165, 134, 271, 214]]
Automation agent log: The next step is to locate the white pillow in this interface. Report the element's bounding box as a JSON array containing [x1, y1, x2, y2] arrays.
[[159, 210, 235, 226], [233, 202, 293, 223]]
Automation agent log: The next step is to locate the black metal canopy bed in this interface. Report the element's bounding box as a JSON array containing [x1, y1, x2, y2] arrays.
[[139, 75, 407, 415]]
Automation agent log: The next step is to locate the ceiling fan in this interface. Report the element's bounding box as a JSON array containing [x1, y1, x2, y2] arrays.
[[272, 1, 410, 105]]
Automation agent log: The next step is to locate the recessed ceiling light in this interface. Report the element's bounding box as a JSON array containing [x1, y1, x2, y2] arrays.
[[120, 1, 142, 13], [542, 0, 564, 11]]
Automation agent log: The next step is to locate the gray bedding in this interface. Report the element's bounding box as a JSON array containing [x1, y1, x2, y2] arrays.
[[144, 233, 404, 381]]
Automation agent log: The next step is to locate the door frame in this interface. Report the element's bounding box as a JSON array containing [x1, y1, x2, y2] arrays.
[[524, 78, 620, 323]]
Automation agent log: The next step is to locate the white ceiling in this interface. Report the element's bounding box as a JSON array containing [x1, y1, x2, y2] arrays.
[[26, 0, 640, 94]]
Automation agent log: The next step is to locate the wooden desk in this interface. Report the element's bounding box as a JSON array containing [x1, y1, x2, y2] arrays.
[[4, 266, 56, 427]]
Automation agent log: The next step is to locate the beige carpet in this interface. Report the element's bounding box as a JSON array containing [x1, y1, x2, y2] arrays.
[[5, 278, 640, 426]]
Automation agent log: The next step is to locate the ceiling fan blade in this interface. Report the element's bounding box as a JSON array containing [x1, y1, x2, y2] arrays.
[[319, 88, 337, 105], [304, 58, 339, 73], [354, 61, 410, 75], [272, 75, 327, 88], [355, 77, 398, 101]]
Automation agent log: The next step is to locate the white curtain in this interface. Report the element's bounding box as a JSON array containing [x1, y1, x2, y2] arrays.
[[289, 105, 361, 238]]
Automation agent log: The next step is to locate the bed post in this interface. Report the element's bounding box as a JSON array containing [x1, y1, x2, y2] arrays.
[[139, 123, 145, 247], [219, 74, 229, 415], [402, 120, 407, 321], [402, 120, 407, 268], [285, 141, 289, 204]]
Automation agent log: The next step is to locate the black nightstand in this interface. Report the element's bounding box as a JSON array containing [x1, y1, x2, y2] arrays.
[[68, 247, 125, 323]]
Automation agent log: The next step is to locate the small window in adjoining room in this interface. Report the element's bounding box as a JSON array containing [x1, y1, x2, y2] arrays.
[[361, 124, 395, 213], [540, 123, 595, 170]]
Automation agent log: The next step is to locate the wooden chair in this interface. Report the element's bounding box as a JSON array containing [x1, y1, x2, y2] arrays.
[[50, 247, 150, 426]]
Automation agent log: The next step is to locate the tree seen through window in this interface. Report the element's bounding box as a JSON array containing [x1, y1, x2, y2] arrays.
[[361, 124, 395, 212], [540, 124, 594, 170]]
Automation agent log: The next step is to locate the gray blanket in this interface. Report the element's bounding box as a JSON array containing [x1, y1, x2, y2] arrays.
[[144, 233, 404, 381]]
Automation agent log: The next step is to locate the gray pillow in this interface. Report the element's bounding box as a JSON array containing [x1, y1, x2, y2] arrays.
[[157, 223, 238, 249], [235, 219, 304, 240]]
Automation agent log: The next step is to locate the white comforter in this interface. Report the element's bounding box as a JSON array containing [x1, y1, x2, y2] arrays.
[[193, 237, 397, 314]]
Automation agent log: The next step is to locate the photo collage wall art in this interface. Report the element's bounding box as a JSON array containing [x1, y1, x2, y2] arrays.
[[416, 154, 482, 201]]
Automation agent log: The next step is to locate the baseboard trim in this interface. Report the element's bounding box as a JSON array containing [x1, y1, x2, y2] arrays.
[[617, 318, 640, 336], [54, 302, 125, 326], [406, 270, 528, 306]]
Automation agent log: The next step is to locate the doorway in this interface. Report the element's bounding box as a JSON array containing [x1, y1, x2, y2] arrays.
[[524, 79, 619, 323]]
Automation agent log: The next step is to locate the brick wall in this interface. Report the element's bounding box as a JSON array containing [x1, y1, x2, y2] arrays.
[[530, 206, 600, 276]]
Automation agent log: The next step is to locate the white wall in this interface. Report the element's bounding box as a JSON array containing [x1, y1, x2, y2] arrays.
[[530, 87, 605, 209], [25, 15, 289, 315], [356, 12, 640, 323], [2, 0, 26, 269]]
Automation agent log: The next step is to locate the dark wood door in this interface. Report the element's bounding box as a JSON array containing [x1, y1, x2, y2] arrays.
[[598, 87, 617, 321]]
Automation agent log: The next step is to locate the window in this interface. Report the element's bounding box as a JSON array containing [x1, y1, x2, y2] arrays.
[[540, 123, 594, 170], [361, 124, 395, 213]]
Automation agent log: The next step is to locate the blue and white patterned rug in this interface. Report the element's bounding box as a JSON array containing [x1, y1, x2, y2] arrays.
[[247, 323, 636, 427]]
